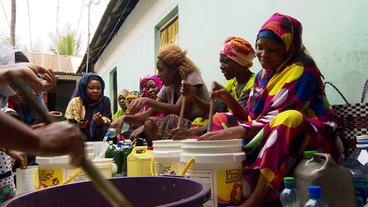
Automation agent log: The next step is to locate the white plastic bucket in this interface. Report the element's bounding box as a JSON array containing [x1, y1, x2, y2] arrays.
[[35, 156, 112, 189], [180, 139, 246, 207], [151, 140, 182, 176], [15, 166, 38, 195]]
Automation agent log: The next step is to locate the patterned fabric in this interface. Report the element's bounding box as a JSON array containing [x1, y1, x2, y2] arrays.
[[220, 37, 256, 68], [216, 74, 255, 113], [211, 13, 343, 200], [0, 151, 16, 204], [147, 114, 192, 140], [125, 91, 139, 108]]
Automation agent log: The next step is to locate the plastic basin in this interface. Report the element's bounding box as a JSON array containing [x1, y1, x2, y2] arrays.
[[3, 177, 211, 207]]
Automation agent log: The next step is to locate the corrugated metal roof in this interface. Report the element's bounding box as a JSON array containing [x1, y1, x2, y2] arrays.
[[24, 52, 82, 73], [77, 0, 139, 74]]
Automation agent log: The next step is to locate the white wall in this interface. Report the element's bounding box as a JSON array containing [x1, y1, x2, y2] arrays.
[[95, 0, 368, 106]]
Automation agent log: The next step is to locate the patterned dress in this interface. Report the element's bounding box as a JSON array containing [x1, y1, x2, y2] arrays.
[[0, 150, 16, 204], [211, 13, 344, 202]]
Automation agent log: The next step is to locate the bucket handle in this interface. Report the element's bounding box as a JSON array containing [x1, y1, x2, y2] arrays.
[[181, 157, 195, 176], [150, 157, 155, 176], [309, 152, 338, 169], [33, 157, 89, 190]]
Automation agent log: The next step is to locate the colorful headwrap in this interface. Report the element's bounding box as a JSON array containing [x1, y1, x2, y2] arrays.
[[125, 91, 140, 108], [145, 75, 163, 98], [220, 37, 256, 68], [119, 89, 129, 99], [139, 74, 151, 86]]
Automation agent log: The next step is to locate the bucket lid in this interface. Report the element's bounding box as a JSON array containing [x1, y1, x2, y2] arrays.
[[180, 152, 245, 163], [36, 155, 71, 164], [152, 150, 182, 158], [181, 139, 243, 154], [152, 140, 182, 147]]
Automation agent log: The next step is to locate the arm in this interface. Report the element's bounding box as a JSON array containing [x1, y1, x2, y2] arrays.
[[127, 97, 187, 116], [198, 126, 247, 141], [0, 112, 85, 166], [181, 81, 214, 114], [0, 63, 57, 92]]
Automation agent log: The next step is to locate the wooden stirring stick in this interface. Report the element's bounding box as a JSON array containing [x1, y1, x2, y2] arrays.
[[6, 71, 133, 207], [177, 96, 186, 128], [207, 99, 214, 132]]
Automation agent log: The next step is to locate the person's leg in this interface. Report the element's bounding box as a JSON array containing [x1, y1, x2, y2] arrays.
[[239, 173, 272, 207], [144, 119, 160, 145]]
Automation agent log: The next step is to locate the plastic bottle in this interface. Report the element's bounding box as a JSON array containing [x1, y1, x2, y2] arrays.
[[105, 140, 115, 158], [112, 158, 118, 177], [107, 128, 118, 144], [121, 139, 133, 176], [280, 177, 302, 207], [304, 186, 329, 207], [342, 135, 368, 207], [113, 142, 124, 174]]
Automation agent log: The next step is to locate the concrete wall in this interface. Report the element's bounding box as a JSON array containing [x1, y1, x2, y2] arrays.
[[95, 0, 368, 106]]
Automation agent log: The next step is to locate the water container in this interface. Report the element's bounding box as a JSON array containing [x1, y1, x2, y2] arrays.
[[342, 135, 368, 207], [112, 158, 117, 177], [113, 142, 124, 174], [151, 140, 182, 176], [180, 139, 245, 207], [280, 177, 302, 207], [121, 140, 133, 176], [104, 141, 115, 158], [294, 152, 357, 207], [127, 146, 153, 177], [304, 186, 329, 207]]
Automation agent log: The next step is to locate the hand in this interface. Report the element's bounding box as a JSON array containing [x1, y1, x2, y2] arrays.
[[34, 122, 86, 166], [79, 120, 88, 129], [180, 81, 195, 99], [198, 130, 227, 141], [6, 149, 27, 169], [129, 126, 144, 141], [110, 116, 125, 137], [93, 112, 104, 126], [5, 63, 58, 92], [171, 128, 194, 140], [126, 98, 149, 115], [49, 111, 63, 119], [211, 81, 233, 104]]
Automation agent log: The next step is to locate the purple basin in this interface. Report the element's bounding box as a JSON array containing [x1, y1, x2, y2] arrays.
[[3, 177, 211, 207]]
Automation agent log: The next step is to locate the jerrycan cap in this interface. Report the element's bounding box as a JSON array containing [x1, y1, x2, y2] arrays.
[[147, 147, 153, 150], [308, 186, 322, 199], [303, 151, 317, 158]]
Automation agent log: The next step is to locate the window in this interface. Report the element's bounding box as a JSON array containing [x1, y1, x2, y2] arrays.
[[159, 15, 179, 48]]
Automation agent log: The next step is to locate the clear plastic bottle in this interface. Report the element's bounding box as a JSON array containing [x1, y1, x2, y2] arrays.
[[121, 139, 133, 176], [342, 135, 368, 206], [105, 140, 115, 158], [304, 186, 329, 207], [280, 177, 302, 207], [112, 158, 118, 177], [113, 142, 124, 174]]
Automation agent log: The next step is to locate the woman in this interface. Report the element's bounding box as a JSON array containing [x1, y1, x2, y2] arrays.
[[65, 73, 112, 141], [111, 45, 210, 145], [124, 75, 165, 141], [139, 74, 151, 98], [112, 89, 129, 120], [171, 36, 256, 139], [199, 13, 343, 206]]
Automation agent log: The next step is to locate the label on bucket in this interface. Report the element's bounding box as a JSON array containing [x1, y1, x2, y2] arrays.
[[38, 169, 63, 189], [217, 168, 244, 206], [184, 166, 243, 207], [154, 163, 180, 176]]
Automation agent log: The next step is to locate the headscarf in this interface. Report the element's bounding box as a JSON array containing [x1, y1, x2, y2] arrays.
[[141, 74, 164, 113], [244, 13, 336, 130], [220, 37, 256, 68], [139, 74, 151, 97], [112, 90, 129, 120], [125, 91, 139, 108], [119, 89, 129, 99], [145, 75, 164, 98], [78, 73, 105, 137]]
